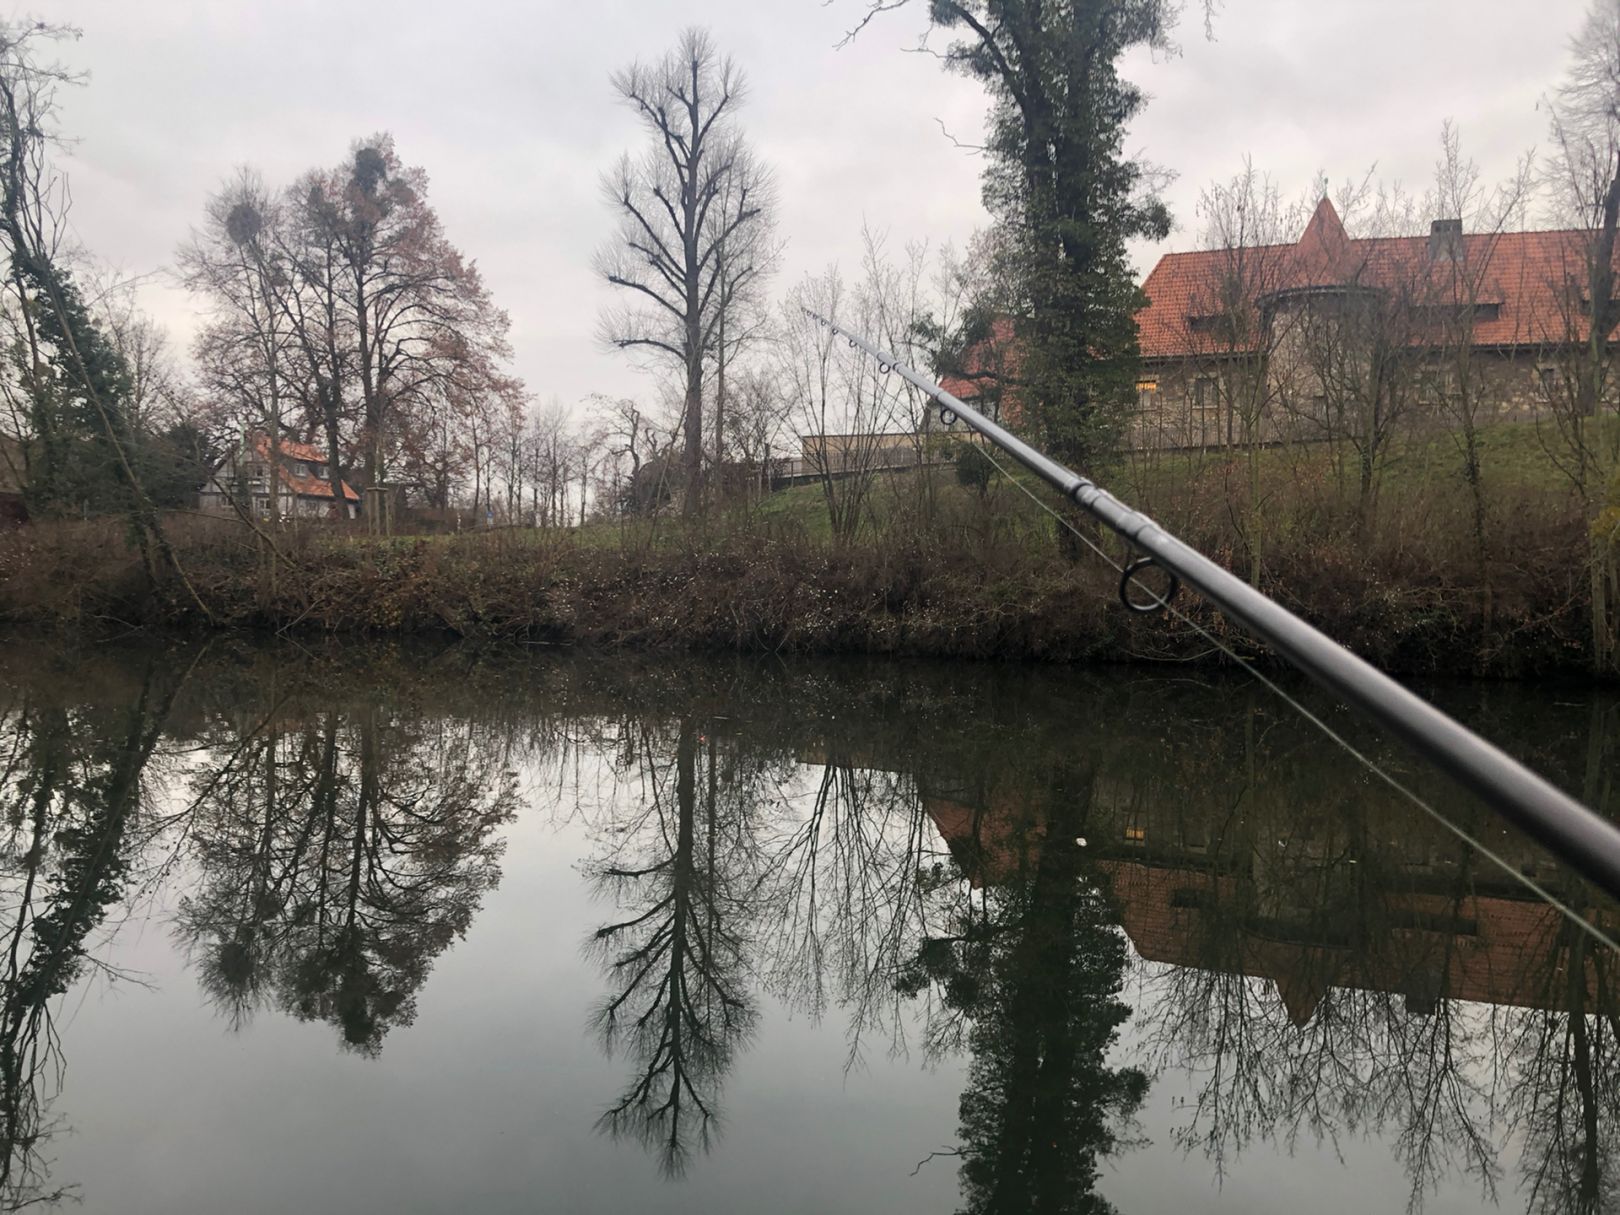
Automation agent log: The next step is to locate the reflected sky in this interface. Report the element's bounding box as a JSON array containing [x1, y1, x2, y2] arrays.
[[0, 639, 1611, 1214]]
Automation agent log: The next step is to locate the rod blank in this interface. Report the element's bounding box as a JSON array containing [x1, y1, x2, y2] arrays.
[[812, 311, 1620, 905]]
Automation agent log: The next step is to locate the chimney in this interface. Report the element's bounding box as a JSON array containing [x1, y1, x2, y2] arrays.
[[1428, 218, 1463, 260]]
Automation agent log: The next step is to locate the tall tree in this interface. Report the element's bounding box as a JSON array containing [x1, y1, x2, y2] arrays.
[[301, 138, 514, 500], [1544, 0, 1620, 674], [0, 19, 202, 606], [179, 170, 296, 518], [183, 138, 520, 524], [597, 28, 775, 513], [587, 717, 759, 1176], [848, 1, 1189, 466], [175, 700, 515, 1053]]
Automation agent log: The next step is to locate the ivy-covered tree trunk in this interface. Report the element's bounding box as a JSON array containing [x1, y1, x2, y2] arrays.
[[897, 0, 1178, 468]]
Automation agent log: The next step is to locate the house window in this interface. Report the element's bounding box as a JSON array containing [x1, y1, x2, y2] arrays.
[[1123, 811, 1146, 845], [1136, 378, 1158, 410], [1193, 377, 1219, 444], [1418, 369, 1445, 407], [1538, 366, 1559, 397], [1193, 377, 1218, 411], [292, 461, 309, 477]]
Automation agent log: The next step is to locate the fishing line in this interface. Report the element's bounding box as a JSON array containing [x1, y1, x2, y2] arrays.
[[950, 429, 1620, 955]]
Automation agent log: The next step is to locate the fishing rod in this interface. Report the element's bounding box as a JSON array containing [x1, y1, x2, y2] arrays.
[[807, 309, 1620, 906]]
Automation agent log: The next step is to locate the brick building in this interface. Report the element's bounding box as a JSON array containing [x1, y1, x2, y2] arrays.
[[200, 431, 360, 521], [941, 199, 1611, 452], [1135, 197, 1602, 450]]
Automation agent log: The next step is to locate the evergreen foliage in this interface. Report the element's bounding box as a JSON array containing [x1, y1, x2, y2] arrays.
[[10, 256, 141, 517], [922, 0, 1182, 462]]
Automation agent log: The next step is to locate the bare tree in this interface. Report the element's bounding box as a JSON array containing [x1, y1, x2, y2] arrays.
[[1284, 184, 1427, 533], [1421, 123, 1535, 630], [780, 266, 904, 545], [588, 393, 676, 519], [597, 28, 774, 514], [299, 137, 515, 505], [180, 170, 297, 519], [720, 365, 787, 500], [1177, 161, 1308, 584], [1542, 0, 1620, 673]]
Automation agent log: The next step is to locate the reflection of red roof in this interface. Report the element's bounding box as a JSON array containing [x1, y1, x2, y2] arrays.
[[250, 433, 359, 502], [1138, 198, 1605, 360], [923, 796, 1611, 1024], [1104, 860, 1603, 1025]]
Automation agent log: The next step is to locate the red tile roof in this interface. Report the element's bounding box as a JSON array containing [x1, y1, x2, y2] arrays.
[[922, 795, 1607, 1022], [1104, 859, 1601, 1024], [249, 433, 360, 502], [939, 316, 1020, 403], [1138, 198, 1602, 360]]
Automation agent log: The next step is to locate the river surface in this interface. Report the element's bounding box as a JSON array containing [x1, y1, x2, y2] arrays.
[[0, 636, 1615, 1213]]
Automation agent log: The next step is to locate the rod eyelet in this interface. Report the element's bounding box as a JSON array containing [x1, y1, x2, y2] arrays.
[[1119, 556, 1178, 614]]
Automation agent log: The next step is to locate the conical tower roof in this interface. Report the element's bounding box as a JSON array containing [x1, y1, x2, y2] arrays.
[[1285, 196, 1354, 287]]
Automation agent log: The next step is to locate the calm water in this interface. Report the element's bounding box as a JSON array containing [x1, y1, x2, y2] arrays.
[[0, 637, 1615, 1213]]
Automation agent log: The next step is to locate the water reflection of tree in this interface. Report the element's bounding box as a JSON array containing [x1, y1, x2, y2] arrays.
[[0, 658, 182, 1209], [175, 703, 516, 1053], [1115, 690, 1620, 1215], [586, 717, 768, 1176], [1495, 700, 1620, 1215], [903, 779, 1147, 1215], [1134, 820, 1502, 1208], [1498, 917, 1620, 1215], [755, 756, 947, 1060]]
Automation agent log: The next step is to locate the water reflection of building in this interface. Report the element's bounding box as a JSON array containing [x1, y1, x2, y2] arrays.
[[922, 780, 1611, 1027]]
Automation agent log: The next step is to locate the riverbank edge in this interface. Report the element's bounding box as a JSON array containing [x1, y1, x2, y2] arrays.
[[0, 519, 1592, 681]]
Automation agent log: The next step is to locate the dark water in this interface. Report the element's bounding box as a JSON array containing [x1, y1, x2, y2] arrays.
[[0, 638, 1616, 1214]]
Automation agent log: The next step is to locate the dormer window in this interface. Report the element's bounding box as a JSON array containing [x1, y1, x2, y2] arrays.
[[292, 462, 309, 477]]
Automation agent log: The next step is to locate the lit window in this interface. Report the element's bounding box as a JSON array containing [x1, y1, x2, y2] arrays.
[[1136, 378, 1158, 409]]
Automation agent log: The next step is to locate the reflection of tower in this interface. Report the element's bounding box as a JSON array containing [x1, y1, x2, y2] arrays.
[[934, 781, 1147, 1215]]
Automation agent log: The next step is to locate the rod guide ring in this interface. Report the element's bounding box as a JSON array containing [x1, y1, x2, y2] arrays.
[[1119, 556, 1178, 614]]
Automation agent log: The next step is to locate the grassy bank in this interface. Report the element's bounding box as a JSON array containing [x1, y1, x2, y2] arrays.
[[0, 428, 1592, 678]]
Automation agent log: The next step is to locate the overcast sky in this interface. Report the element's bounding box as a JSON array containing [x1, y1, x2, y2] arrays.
[[47, 0, 1594, 415]]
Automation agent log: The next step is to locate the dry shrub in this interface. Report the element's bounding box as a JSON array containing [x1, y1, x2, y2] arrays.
[[0, 485, 1594, 678]]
